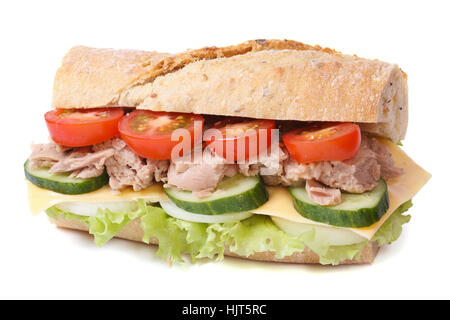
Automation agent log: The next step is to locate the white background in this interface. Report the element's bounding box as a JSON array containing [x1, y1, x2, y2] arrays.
[[0, 0, 448, 299]]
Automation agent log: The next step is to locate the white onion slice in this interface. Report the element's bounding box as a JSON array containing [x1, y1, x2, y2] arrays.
[[160, 200, 253, 223], [55, 201, 138, 217], [271, 216, 365, 246]]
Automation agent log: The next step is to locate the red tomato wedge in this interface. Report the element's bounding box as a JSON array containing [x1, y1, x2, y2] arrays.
[[206, 118, 276, 162], [45, 108, 124, 147], [118, 110, 204, 160], [282, 122, 361, 163]]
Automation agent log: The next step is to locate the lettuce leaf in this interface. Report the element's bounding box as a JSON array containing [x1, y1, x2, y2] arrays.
[[216, 215, 309, 259], [46, 200, 146, 247], [139, 205, 307, 263], [47, 200, 413, 265], [139, 200, 412, 264], [140, 205, 209, 263], [308, 200, 413, 265], [372, 200, 412, 246]]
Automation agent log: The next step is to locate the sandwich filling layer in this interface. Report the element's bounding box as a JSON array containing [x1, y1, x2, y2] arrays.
[[28, 125, 401, 198], [27, 135, 430, 264], [26, 41, 427, 265]]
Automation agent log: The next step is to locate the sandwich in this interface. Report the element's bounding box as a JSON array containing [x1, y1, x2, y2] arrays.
[[25, 39, 430, 265]]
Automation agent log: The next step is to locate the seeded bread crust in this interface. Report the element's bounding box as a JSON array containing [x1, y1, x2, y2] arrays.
[[52, 39, 408, 142]]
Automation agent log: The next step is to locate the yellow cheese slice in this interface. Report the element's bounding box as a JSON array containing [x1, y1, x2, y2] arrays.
[[253, 138, 431, 239], [27, 138, 430, 240], [27, 182, 168, 215]]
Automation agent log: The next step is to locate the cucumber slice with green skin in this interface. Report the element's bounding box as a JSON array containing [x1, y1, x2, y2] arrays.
[[24, 160, 109, 194], [164, 174, 268, 215], [289, 180, 389, 228]]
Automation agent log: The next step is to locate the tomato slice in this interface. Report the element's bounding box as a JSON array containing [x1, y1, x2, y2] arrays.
[[118, 110, 204, 160], [206, 118, 276, 162], [282, 122, 361, 163], [45, 108, 124, 147]]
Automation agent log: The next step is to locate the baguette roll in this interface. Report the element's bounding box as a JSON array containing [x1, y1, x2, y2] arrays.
[[52, 39, 408, 142]]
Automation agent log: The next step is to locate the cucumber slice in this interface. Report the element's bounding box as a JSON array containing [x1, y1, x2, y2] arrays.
[[24, 160, 109, 194], [164, 174, 268, 215], [289, 180, 389, 228], [160, 200, 253, 223]]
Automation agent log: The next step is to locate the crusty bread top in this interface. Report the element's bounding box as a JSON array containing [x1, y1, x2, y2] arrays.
[[52, 39, 408, 141], [53, 46, 170, 108], [53, 40, 331, 108]]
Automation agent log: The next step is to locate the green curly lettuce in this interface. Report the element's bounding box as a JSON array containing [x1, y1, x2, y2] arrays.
[[372, 200, 412, 246], [46, 200, 147, 247], [139, 205, 309, 263], [140, 205, 210, 263], [309, 200, 413, 265], [46, 200, 413, 265], [138, 200, 412, 264]]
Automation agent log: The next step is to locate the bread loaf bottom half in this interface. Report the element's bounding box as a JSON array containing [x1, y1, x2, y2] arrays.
[[49, 215, 379, 265]]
